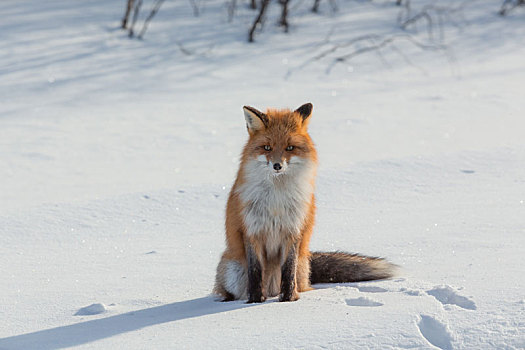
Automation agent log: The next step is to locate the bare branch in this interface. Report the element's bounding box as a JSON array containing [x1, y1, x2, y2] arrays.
[[309, 34, 384, 62], [287, 30, 451, 78], [121, 0, 135, 29], [326, 34, 448, 74], [137, 0, 166, 39], [128, 0, 143, 38], [389, 43, 428, 75], [400, 6, 435, 41], [312, 0, 338, 13], [248, 0, 271, 42], [499, 0, 525, 15], [312, 0, 321, 13], [279, 0, 290, 32], [399, 1, 475, 43]]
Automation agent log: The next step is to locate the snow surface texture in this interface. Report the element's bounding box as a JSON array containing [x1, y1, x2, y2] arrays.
[[74, 304, 108, 316], [1, 0, 524, 349]]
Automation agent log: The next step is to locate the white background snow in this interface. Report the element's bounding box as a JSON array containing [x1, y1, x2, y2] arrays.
[[1, 0, 524, 349]]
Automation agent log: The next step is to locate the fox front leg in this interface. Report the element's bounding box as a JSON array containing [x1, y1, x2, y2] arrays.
[[280, 243, 299, 302], [246, 244, 266, 303]]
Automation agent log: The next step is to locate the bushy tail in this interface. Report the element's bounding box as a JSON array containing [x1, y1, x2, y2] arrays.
[[309, 251, 397, 284]]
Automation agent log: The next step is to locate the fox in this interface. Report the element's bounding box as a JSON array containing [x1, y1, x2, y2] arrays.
[[213, 103, 397, 303]]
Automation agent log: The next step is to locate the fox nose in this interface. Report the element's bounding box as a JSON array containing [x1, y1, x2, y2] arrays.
[[273, 163, 282, 171]]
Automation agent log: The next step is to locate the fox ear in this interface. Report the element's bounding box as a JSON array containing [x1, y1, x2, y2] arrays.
[[243, 106, 268, 134], [295, 103, 313, 122]]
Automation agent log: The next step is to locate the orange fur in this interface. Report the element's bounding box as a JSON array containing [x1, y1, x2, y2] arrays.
[[213, 103, 397, 302], [214, 104, 317, 301]]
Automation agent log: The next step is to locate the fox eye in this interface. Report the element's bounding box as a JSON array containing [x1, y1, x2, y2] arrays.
[[286, 145, 295, 151], [264, 145, 271, 151]]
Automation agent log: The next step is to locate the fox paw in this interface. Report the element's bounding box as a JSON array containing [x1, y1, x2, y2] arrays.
[[279, 292, 300, 302], [221, 292, 236, 302], [247, 294, 266, 303]]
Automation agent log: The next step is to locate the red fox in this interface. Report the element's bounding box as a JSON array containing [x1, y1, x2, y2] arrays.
[[214, 103, 396, 303]]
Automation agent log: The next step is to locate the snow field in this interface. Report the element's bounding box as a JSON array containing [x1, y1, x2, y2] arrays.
[[1, 0, 524, 348]]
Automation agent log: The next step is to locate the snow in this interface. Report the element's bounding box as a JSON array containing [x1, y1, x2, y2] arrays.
[[417, 315, 454, 350], [426, 286, 477, 311], [1, 0, 524, 349], [345, 297, 384, 307], [75, 304, 108, 316]]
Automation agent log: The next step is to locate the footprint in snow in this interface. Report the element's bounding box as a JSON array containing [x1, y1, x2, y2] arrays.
[[345, 297, 383, 307], [427, 285, 476, 310], [74, 303, 107, 316], [355, 285, 388, 293], [399, 288, 425, 296], [417, 314, 454, 350]]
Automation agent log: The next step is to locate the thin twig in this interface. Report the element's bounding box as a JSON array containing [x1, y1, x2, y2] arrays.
[[128, 0, 143, 38], [499, 0, 525, 15], [400, 0, 476, 43], [248, 0, 271, 42], [121, 0, 135, 29], [327, 34, 447, 73], [287, 31, 449, 78], [137, 0, 166, 39], [279, 0, 290, 32]]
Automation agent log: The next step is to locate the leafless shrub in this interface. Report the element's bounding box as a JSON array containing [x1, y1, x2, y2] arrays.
[[398, 0, 472, 43], [287, 32, 451, 77], [121, 0, 521, 45], [248, 0, 340, 42], [121, 0, 199, 39]]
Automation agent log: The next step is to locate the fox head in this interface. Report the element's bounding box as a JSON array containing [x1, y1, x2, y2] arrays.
[[241, 103, 318, 178]]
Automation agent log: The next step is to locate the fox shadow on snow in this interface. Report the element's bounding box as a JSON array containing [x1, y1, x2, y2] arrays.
[[0, 296, 254, 350]]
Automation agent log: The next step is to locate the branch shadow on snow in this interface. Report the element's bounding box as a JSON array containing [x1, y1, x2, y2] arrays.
[[0, 296, 252, 350]]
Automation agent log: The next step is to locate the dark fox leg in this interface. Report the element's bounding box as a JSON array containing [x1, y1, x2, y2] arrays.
[[246, 244, 265, 303], [280, 243, 299, 302], [221, 291, 236, 302]]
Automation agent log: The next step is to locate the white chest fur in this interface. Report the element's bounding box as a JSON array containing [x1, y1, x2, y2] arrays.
[[237, 156, 315, 257]]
